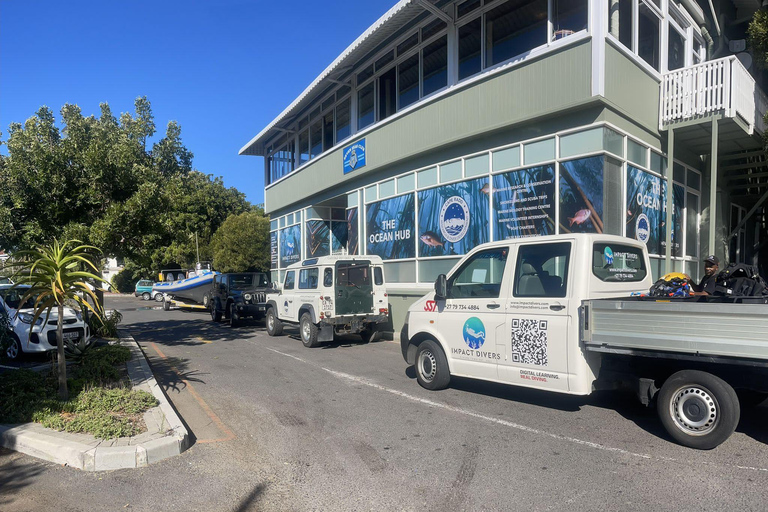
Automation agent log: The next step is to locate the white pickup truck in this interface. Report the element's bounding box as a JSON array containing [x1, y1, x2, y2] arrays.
[[401, 234, 768, 450]]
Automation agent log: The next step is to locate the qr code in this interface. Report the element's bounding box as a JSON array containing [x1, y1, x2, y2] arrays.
[[511, 318, 548, 366]]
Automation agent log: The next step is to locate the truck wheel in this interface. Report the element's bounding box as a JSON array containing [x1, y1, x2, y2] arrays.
[[5, 334, 22, 361], [415, 339, 450, 391], [360, 327, 380, 343], [266, 308, 283, 336], [202, 293, 210, 309], [657, 370, 740, 450], [163, 298, 170, 311], [300, 312, 319, 348], [211, 301, 222, 323], [230, 303, 240, 328], [142, 292, 151, 301]]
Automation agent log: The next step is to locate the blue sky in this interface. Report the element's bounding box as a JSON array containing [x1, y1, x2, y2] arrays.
[[0, 0, 395, 206]]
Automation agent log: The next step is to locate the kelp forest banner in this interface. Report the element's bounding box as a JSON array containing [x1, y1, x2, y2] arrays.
[[279, 225, 301, 268], [559, 157, 604, 234], [418, 178, 489, 256], [366, 194, 415, 259], [306, 220, 330, 258], [346, 208, 359, 255], [493, 165, 555, 239], [627, 166, 682, 256]]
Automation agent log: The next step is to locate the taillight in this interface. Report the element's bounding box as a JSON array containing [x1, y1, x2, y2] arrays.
[[379, 308, 388, 315]]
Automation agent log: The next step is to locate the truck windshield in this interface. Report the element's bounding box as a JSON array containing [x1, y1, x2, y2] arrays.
[[592, 243, 647, 282], [230, 274, 255, 289]]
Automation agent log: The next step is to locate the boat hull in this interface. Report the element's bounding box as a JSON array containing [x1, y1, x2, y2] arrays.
[[153, 271, 218, 305]]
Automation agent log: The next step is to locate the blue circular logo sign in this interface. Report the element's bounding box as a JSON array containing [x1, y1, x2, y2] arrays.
[[462, 317, 486, 349], [636, 214, 650, 244], [604, 246, 614, 266], [440, 196, 470, 243]]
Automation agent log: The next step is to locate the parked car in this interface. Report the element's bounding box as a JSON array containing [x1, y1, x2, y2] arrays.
[[135, 279, 162, 301], [209, 272, 273, 327], [0, 284, 91, 360], [265, 256, 388, 347]]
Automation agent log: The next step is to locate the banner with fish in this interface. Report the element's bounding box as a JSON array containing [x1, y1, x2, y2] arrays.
[[417, 178, 490, 257], [492, 165, 555, 240], [306, 220, 331, 258], [559, 157, 604, 234], [331, 220, 348, 255], [347, 208, 359, 255], [626, 166, 663, 254], [279, 225, 302, 268], [270, 231, 278, 269], [366, 193, 415, 260]]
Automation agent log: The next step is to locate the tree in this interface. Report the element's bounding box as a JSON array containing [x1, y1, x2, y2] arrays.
[[10, 240, 107, 400], [210, 209, 271, 273]]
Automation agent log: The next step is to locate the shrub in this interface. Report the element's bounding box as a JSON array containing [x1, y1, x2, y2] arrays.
[[88, 310, 122, 339]]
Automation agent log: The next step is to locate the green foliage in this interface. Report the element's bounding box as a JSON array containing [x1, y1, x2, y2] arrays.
[[0, 344, 157, 439], [0, 313, 11, 361], [88, 310, 123, 339], [211, 208, 271, 273], [749, 11, 768, 69]]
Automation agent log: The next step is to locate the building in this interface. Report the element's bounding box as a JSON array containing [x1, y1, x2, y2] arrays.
[[241, 0, 768, 333]]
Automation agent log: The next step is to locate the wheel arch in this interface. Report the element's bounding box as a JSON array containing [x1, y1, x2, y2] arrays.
[[405, 329, 451, 369], [298, 304, 317, 324]]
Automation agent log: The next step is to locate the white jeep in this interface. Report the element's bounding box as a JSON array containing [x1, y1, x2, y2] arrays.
[[265, 256, 389, 347]]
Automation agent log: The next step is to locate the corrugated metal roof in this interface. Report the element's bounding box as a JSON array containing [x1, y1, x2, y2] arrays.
[[239, 0, 431, 156]]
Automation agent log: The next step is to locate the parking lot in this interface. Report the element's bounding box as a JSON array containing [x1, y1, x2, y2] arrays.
[[3, 293, 768, 511]]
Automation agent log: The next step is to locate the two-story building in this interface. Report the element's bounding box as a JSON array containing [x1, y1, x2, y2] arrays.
[[241, 0, 768, 333]]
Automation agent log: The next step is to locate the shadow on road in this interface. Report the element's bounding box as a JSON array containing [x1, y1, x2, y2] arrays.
[[126, 316, 268, 347], [232, 482, 268, 512], [0, 447, 47, 507]]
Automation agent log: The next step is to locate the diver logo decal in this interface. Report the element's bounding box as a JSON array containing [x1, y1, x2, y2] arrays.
[[440, 196, 470, 243], [603, 246, 614, 266], [462, 317, 485, 349], [635, 214, 650, 244], [283, 300, 289, 314]]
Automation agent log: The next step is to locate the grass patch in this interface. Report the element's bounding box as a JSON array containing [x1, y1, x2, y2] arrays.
[[0, 344, 158, 439]]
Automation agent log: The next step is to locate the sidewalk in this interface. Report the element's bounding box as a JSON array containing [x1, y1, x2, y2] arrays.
[[0, 331, 189, 471]]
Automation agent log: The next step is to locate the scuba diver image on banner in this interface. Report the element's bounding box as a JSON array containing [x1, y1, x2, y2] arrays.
[[492, 165, 555, 240], [306, 220, 331, 258], [366, 193, 415, 260], [279, 225, 302, 268], [626, 165, 677, 255], [559, 157, 604, 234], [417, 178, 489, 257], [346, 208, 359, 255]]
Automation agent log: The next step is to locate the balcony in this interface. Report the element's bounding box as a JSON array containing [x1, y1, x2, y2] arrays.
[[660, 56, 768, 136]]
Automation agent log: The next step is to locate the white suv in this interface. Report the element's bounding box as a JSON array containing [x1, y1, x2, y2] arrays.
[[1, 284, 91, 360], [266, 256, 389, 347]]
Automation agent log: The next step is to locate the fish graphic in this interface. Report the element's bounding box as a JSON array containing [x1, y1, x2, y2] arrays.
[[568, 209, 592, 227], [480, 183, 490, 195], [420, 231, 444, 248]]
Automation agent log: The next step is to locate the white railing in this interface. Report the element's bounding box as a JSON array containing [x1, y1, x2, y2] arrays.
[[660, 56, 764, 135]]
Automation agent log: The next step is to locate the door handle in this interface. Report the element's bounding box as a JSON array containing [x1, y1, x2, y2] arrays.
[[487, 303, 501, 309], [549, 304, 565, 311]]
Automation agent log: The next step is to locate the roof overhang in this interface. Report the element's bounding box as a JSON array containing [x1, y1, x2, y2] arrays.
[[239, 0, 437, 157]]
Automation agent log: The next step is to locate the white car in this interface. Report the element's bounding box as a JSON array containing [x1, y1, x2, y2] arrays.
[[0, 284, 91, 361]]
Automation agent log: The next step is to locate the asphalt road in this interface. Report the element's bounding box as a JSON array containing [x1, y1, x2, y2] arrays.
[[2, 294, 768, 511]]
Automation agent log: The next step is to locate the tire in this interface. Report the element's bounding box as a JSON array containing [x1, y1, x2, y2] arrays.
[[163, 298, 170, 311], [211, 301, 222, 322], [266, 308, 283, 336], [737, 390, 768, 409], [142, 292, 151, 301], [154, 293, 164, 303], [360, 327, 380, 343], [300, 312, 319, 348], [657, 370, 740, 450], [415, 339, 450, 390], [230, 303, 240, 328], [5, 334, 22, 361], [202, 293, 210, 309]]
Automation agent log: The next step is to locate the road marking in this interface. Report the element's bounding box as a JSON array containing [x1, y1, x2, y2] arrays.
[[149, 342, 235, 443], [194, 336, 212, 344], [263, 346, 768, 474]]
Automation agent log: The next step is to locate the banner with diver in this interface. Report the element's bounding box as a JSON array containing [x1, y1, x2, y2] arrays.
[[366, 193, 415, 260], [559, 157, 604, 234], [626, 166, 664, 254], [279, 225, 301, 268], [417, 178, 489, 256], [331, 220, 348, 255], [492, 165, 555, 240], [270, 231, 278, 269], [660, 183, 684, 257], [346, 208, 359, 255], [306, 220, 330, 258]]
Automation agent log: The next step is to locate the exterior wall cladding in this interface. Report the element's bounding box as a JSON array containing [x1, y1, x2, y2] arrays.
[[262, 19, 712, 334]]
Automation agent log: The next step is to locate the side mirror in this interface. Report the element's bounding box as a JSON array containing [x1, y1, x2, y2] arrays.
[[434, 274, 448, 300]]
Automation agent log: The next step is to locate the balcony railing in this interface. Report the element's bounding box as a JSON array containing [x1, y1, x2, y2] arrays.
[[660, 56, 767, 135]]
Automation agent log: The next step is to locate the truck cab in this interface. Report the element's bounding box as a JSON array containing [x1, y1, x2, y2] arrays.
[[266, 256, 389, 347]]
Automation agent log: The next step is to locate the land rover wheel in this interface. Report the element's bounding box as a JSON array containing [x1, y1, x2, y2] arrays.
[[360, 327, 380, 343], [657, 370, 740, 450], [211, 301, 222, 322], [6, 334, 22, 361], [266, 308, 283, 336], [163, 298, 170, 311], [415, 339, 450, 391], [230, 303, 240, 328], [142, 292, 151, 301], [300, 313, 319, 348]]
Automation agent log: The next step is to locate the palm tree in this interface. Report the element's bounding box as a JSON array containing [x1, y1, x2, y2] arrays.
[[10, 240, 108, 400]]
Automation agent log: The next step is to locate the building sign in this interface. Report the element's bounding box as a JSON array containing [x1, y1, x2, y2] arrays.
[[493, 165, 555, 239], [366, 193, 415, 259], [306, 220, 330, 258], [418, 178, 489, 256], [270, 232, 278, 269], [559, 157, 604, 234], [343, 139, 366, 174], [279, 225, 301, 268]]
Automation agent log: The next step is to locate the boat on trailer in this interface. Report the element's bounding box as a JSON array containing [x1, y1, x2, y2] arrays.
[[153, 269, 219, 308]]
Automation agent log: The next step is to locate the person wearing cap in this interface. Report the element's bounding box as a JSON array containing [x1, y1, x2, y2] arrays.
[[693, 255, 720, 295]]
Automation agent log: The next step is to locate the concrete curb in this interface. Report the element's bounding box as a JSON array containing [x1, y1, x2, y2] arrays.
[[0, 331, 189, 471]]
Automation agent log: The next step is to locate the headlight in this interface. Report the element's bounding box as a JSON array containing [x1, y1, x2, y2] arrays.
[[75, 311, 83, 321], [244, 293, 252, 303], [18, 313, 43, 325]]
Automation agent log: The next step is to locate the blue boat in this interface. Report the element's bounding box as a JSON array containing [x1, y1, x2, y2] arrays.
[[153, 270, 219, 305]]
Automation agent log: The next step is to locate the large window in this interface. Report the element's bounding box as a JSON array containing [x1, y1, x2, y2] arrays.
[[398, 54, 420, 109], [459, 18, 482, 79], [423, 35, 448, 96], [638, 3, 660, 71], [514, 242, 570, 297], [358, 82, 375, 130], [485, 0, 547, 67]]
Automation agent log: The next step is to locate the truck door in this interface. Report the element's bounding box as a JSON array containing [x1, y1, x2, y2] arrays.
[[282, 271, 297, 320], [438, 246, 511, 381], [335, 261, 373, 315], [498, 241, 572, 392]]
